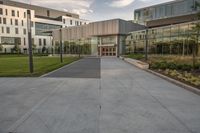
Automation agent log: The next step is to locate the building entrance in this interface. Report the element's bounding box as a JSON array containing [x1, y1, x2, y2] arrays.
[[98, 46, 117, 56]]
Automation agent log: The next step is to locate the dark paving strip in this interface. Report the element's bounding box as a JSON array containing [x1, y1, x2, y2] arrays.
[[44, 57, 101, 78]]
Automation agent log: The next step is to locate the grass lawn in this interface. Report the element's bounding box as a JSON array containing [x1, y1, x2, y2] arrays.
[[0, 56, 80, 77]]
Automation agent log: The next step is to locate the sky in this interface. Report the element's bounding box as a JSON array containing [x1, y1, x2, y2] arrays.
[[13, 0, 173, 21]]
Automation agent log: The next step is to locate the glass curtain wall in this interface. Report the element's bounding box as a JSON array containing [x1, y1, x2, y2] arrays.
[[54, 38, 92, 55], [134, 0, 197, 24], [126, 21, 200, 56]]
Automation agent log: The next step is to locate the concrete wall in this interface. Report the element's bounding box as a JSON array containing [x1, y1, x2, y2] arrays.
[[1, 0, 79, 19], [53, 19, 145, 41]]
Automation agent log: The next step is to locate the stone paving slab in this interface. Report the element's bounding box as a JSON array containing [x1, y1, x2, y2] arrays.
[[44, 57, 101, 78], [0, 57, 200, 133]]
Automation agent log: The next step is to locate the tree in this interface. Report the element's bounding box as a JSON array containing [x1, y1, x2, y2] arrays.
[[0, 44, 3, 52], [12, 44, 20, 53], [192, 1, 200, 68], [42, 46, 47, 53]]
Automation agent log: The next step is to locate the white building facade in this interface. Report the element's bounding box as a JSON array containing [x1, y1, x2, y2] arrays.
[[0, 1, 89, 53]]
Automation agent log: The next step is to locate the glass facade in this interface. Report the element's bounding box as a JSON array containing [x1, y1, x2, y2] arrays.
[[1, 37, 21, 45], [54, 38, 92, 55], [35, 22, 61, 36], [134, 0, 199, 24], [126, 21, 200, 56]]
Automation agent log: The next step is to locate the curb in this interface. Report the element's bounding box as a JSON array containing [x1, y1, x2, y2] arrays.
[[122, 57, 200, 96], [40, 59, 83, 78], [146, 69, 200, 96]]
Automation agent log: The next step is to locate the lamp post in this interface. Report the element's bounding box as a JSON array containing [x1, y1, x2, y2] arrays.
[[27, 10, 33, 73], [59, 29, 63, 63], [145, 27, 148, 61]]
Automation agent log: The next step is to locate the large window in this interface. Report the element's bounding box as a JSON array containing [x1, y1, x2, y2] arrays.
[[101, 36, 116, 45], [15, 28, 19, 34], [15, 19, 18, 26], [135, 0, 196, 23], [35, 22, 61, 36], [11, 10, 15, 16], [3, 18, 6, 24], [1, 37, 21, 45], [6, 27, 10, 34], [0, 8, 2, 15]]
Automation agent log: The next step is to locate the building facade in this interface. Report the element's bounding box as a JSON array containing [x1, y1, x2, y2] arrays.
[[0, 0, 88, 53], [134, 0, 200, 26], [127, 0, 200, 56], [52, 19, 145, 56]]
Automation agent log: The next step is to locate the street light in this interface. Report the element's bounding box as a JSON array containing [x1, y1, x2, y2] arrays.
[[145, 27, 148, 61], [59, 29, 63, 63], [27, 10, 34, 73]]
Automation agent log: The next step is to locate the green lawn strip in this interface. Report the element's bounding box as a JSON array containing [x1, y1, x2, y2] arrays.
[[0, 56, 80, 77]]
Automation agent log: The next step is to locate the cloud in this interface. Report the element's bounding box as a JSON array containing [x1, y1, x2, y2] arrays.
[[107, 0, 135, 8], [13, 0, 94, 16], [72, 8, 93, 15]]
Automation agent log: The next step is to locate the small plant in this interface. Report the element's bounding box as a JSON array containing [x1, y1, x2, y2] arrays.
[[126, 54, 144, 60], [164, 69, 200, 87]]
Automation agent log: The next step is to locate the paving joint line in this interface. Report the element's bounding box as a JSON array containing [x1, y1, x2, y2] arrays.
[[136, 80, 194, 133], [7, 81, 65, 133], [40, 58, 83, 78]]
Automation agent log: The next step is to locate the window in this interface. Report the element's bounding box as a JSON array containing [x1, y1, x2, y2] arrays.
[[22, 20, 24, 26], [24, 12, 26, 18], [24, 38, 26, 46], [39, 39, 42, 46], [0, 17, 1, 24], [63, 19, 65, 24], [70, 20, 72, 25], [43, 39, 46, 46], [47, 10, 50, 17], [15, 28, 19, 34], [0, 8, 2, 15], [3, 18, 6, 24], [6, 27, 10, 34], [80, 22, 82, 25], [17, 11, 19, 17], [23, 29, 26, 35], [15, 19, 18, 26], [1, 27, 4, 33], [31, 21, 34, 27], [12, 10, 15, 16], [10, 19, 12, 25], [5, 9, 7, 15]]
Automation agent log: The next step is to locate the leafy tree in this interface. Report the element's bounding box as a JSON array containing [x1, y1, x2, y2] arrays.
[[12, 44, 20, 53], [0, 44, 3, 52], [192, 1, 200, 68], [42, 46, 47, 53]]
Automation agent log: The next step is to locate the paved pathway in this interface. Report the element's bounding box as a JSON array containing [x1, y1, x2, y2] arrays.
[[0, 57, 200, 133], [44, 57, 100, 78]]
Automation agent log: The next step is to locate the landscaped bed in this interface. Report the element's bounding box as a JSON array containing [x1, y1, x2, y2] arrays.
[[0, 55, 80, 77], [125, 54, 200, 89]]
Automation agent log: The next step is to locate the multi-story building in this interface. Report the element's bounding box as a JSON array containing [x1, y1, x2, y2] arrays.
[[134, 0, 200, 27], [0, 0, 89, 53], [52, 19, 145, 56], [126, 0, 200, 56]]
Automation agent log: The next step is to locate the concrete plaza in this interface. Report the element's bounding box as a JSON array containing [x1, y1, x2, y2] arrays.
[[0, 57, 200, 133]]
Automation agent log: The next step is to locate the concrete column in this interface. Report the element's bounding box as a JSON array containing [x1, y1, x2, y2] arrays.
[[99, 37, 102, 57]]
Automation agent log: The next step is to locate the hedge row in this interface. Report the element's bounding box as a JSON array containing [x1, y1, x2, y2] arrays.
[[150, 61, 200, 71]]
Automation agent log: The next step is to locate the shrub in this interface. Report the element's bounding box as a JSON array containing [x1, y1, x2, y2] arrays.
[[167, 62, 177, 70], [180, 64, 192, 71], [126, 54, 144, 60]]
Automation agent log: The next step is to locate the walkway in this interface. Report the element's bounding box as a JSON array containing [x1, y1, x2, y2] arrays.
[[0, 57, 200, 133]]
